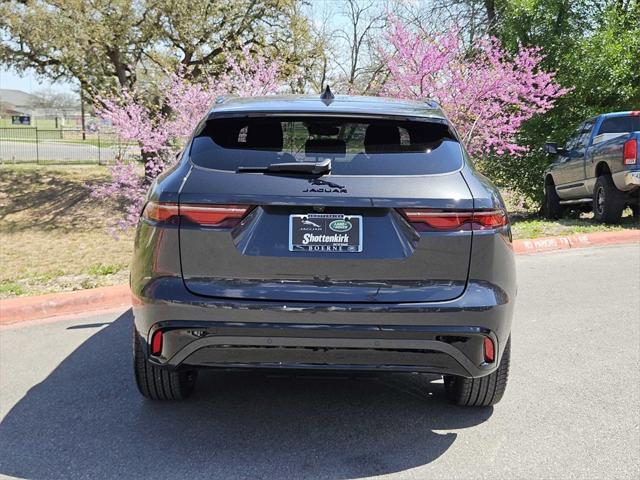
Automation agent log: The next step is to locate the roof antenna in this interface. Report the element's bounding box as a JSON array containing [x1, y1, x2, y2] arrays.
[[320, 85, 334, 105]]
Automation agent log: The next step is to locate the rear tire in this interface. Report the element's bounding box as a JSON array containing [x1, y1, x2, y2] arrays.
[[630, 201, 639, 223], [593, 175, 625, 224], [444, 337, 510, 407], [543, 180, 564, 219], [133, 328, 197, 400]]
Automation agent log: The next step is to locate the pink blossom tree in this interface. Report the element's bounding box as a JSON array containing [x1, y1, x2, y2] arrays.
[[380, 18, 569, 157], [96, 24, 569, 230], [93, 49, 282, 230]]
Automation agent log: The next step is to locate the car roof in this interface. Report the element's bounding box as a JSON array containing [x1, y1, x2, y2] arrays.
[[207, 94, 447, 122], [599, 111, 640, 118]]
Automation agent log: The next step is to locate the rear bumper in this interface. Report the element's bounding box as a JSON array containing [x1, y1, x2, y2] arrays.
[[132, 277, 514, 378], [613, 169, 640, 191]]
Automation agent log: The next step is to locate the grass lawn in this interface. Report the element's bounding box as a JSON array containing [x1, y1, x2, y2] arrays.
[[0, 164, 637, 298], [0, 128, 134, 147], [511, 212, 637, 239], [0, 164, 136, 298]]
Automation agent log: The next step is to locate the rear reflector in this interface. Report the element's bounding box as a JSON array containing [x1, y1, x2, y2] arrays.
[[142, 202, 252, 227], [151, 330, 163, 356], [483, 337, 495, 363], [623, 139, 637, 165], [400, 209, 507, 231]]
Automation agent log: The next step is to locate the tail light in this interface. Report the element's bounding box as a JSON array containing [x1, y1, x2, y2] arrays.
[[623, 139, 637, 165], [142, 202, 179, 224], [179, 204, 252, 227], [142, 202, 252, 227], [400, 209, 508, 231]]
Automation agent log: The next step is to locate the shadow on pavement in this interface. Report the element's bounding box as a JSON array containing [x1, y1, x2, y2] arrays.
[[0, 310, 492, 479]]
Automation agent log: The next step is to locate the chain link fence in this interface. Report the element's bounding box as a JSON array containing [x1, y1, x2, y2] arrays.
[[0, 127, 141, 164]]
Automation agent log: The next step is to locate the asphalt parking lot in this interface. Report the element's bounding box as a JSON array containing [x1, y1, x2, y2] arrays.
[[1, 244, 638, 479]]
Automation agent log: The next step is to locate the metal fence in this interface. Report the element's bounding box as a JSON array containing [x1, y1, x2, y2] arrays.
[[0, 127, 141, 164]]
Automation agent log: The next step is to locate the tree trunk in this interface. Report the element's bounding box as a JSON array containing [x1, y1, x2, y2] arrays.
[[484, 0, 497, 34]]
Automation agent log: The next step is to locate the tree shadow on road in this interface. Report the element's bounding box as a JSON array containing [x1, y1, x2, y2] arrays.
[[0, 310, 492, 479]]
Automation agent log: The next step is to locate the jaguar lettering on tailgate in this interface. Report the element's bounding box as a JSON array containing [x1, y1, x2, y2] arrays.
[[302, 179, 348, 193]]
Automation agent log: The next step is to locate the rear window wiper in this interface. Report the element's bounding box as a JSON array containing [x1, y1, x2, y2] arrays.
[[237, 158, 331, 175]]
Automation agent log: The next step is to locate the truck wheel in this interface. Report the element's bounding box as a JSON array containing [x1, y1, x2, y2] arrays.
[[593, 175, 625, 224], [133, 328, 197, 400], [444, 337, 510, 407], [543, 181, 564, 219], [630, 201, 639, 222]]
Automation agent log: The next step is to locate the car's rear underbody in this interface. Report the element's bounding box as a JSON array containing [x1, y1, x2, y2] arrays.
[[133, 278, 512, 378]]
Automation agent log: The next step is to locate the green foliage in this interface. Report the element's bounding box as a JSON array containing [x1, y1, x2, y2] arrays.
[[87, 263, 126, 276], [0, 0, 316, 101], [482, 0, 640, 205], [0, 281, 24, 296], [510, 213, 637, 239]]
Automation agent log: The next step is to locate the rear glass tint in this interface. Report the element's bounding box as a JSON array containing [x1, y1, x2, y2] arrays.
[[190, 116, 462, 175], [598, 116, 640, 134]]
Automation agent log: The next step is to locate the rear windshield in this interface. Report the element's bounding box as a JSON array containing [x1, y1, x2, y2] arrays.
[[598, 115, 640, 134], [189, 116, 462, 175]]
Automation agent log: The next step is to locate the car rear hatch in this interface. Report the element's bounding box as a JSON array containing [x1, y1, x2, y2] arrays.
[[177, 115, 476, 303]]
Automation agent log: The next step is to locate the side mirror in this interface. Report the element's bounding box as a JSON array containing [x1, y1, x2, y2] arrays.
[[544, 142, 568, 156], [544, 142, 559, 155]]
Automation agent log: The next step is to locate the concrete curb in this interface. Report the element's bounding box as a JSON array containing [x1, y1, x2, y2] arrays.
[[512, 229, 639, 255], [0, 284, 130, 326], [1, 229, 638, 325]]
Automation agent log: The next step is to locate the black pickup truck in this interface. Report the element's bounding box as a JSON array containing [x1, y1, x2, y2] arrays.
[[543, 111, 640, 223]]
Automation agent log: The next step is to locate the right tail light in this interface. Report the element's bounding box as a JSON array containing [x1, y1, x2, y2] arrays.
[[400, 209, 508, 231]]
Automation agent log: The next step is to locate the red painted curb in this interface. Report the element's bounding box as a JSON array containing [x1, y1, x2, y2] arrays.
[[0, 229, 638, 325], [0, 284, 130, 326], [512, 229, 639, 254]]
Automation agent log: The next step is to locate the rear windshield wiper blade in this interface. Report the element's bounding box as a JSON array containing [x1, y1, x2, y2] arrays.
[[237, 158, 331, 175]]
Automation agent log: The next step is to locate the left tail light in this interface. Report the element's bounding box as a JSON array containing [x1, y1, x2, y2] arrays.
[[142, 202, 252, 227], [400, 209, 508, 231], [142, 202, 180, 224]]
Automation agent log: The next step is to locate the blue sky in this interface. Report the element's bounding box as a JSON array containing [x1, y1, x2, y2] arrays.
[[0, 67, 76, 94]]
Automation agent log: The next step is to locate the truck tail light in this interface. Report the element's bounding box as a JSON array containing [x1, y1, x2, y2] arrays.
[[142, 202, 253, 227], [400, 209, 508, 231], [623, 139, 637, 165]]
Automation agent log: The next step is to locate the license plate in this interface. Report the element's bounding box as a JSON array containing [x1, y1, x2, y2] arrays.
[[289, 214, 362, 252]]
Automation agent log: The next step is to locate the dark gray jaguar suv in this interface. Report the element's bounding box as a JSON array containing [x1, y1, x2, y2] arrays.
[[131, 93, 516, 407]]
